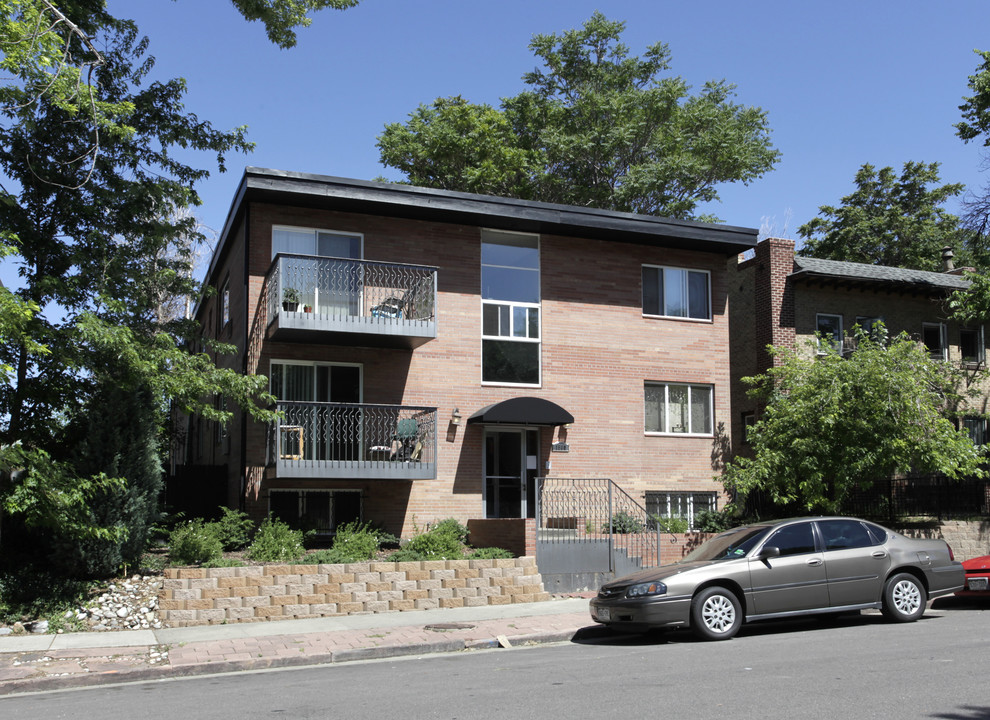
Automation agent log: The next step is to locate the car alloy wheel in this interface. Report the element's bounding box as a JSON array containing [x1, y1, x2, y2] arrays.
[[691, 586, 742, 641], [881, 572, 926, 622]]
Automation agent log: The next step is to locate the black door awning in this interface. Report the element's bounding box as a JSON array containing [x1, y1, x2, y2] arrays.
[[467, 397, 574, 426]]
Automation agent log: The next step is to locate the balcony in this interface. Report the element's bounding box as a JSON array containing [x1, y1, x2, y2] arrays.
[[268, 402, 436, 480], [266, 254, 437, 348]]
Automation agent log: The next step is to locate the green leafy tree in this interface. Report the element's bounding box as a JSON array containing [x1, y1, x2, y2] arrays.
[[229, 0, 358, 49], [378, 12, 779, 220], [722, 329, 984, 514], [0, 2, 303, 565], [377, 96, 538, 198], [797, 162, 964, 271]]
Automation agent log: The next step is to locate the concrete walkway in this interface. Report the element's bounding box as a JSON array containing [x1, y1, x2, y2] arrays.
[[0, 596, 599, 695]]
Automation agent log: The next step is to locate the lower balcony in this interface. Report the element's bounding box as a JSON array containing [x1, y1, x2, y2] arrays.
[[268, 402, 436, 480]]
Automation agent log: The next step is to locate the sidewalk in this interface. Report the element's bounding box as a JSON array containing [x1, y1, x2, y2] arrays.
[[0, 596, 599, 695]]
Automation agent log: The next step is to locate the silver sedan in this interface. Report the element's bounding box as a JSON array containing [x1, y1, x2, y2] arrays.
[[589, 516, 964, 641]]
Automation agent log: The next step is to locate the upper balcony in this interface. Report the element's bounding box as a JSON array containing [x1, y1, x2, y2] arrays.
[[265, 253, 437, 348]]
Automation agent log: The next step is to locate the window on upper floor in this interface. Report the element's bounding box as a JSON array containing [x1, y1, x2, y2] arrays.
[[645, 382, 713, 435], [816, 313, 842, 354], [271, 225, 362, 260], [960, 326, 985, 365], [922, 322, 947, 361], [642, 265, 710, 320], [481, 229, 540, 386], [645, 491, 717, 532]]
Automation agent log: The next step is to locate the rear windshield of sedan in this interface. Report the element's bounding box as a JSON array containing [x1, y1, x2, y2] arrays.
[[681, 526, 772, 563]]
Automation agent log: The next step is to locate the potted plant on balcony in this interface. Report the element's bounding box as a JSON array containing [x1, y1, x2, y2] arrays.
[[303, 304, 313, 313], [282, 287, 299, 312]]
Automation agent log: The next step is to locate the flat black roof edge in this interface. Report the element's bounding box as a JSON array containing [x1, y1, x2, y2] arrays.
[[206, 167, 758, 285], [244, 167, 757, 240]]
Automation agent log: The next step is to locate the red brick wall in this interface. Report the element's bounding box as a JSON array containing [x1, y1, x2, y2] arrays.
[[198, 202, 737, 538]]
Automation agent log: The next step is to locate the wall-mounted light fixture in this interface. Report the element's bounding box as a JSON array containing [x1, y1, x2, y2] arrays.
[[562, 423, 572, 429], [451, 408, 462, 425]]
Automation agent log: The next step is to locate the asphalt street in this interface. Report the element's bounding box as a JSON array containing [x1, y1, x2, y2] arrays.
[[2, 599, 987, 720]]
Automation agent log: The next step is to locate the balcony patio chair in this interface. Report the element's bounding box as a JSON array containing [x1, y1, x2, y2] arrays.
[[389, 417, 420, 462], [370, 295, 406, 319]]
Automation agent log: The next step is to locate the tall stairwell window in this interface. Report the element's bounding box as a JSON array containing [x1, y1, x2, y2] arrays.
[[481, 230, 540, 385]]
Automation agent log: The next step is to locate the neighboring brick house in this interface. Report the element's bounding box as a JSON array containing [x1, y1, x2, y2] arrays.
[[729, 237, 988, 454], [173, 167, 758, 542]]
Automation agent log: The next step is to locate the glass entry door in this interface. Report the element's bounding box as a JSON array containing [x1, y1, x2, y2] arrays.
[[484, 429, 538, 519], [271, 362, 362, 462]]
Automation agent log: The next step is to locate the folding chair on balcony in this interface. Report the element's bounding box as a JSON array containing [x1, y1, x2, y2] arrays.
[[370, 295, 406, 319], [389, 417, 420, 462]]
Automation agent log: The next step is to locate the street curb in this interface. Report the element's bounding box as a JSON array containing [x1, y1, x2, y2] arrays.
[[0, 630, 581, 696]]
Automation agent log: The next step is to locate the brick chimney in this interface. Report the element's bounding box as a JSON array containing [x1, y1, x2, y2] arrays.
[[754, 238, 797, 371]]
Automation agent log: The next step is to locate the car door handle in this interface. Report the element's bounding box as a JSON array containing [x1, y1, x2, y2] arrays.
[[807, 558, 823, 566], [872, 551, 888, 558]]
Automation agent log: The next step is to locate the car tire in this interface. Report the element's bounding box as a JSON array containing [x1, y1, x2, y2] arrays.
[[690, 586, 742, 641], [881, 572, 926, 622]]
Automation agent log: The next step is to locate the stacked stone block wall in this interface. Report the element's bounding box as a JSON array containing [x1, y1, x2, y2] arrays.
[[160, 557, 550, 627], [896, 520, 990, 560]]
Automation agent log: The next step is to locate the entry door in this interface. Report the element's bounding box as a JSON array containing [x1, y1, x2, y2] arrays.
[[484, 429, 538, 519], [273, 363, 361, 462], [317, 232, 362, 316], [316, 365, 361, 461]]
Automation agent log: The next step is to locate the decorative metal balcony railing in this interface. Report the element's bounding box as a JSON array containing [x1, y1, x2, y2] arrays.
[[267, 402, 436, 480], [265, 253, 437, 346]]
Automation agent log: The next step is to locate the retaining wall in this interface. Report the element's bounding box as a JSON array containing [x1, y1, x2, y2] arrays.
[[160, 557, 550, 627], [897, 519, 990, 560]]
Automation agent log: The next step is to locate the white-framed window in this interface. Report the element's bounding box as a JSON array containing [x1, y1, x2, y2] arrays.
[[963, 417, 988, 446], [922, 322, 948, 361], [271, 225, 362, 260], [481, 229, 540, 386], [642, 265, 711, 320], [816, 313, 842, 354], [960, 326, 985, 365], [645, 382, 713, 435], [645, 491, 717, 531]]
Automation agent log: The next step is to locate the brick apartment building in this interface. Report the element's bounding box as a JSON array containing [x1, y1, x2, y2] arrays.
[[173, 167, 758, 544], [730, 237, 988, 454]]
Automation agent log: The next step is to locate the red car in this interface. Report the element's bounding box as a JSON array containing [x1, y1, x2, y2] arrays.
[[958, 555, 990, 595]]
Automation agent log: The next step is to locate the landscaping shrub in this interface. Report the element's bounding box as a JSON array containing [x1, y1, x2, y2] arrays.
[[653, 516, 689, 534], [430, 518, 469, 545], [326, 521, 380, 562], [467, 547, 514, 559], [247, 518, 305, 562], [693, 509, 733, 533], [0, 569, 92, 627], [604, 510, 645, 534], [386, 517, 468, 561], [168, 520, 223, 566], [209, 507, 255, 551]]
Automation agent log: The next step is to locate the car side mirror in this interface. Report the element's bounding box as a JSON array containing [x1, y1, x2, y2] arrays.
[[759, 546, 781, 560]]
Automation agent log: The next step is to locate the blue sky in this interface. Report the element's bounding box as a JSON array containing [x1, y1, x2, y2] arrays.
[[115, 0, 990, 254]]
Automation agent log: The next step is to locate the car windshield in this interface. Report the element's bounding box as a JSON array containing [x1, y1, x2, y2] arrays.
[[680, 525, 772, 563]]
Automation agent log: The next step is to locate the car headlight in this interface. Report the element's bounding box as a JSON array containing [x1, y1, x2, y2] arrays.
[[627, 581, 667, 598]]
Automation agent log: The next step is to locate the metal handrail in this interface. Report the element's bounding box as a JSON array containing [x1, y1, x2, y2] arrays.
[[266, 253, 437, 326], [537, 477, 663, 569], [267, 401, 436, 466]]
